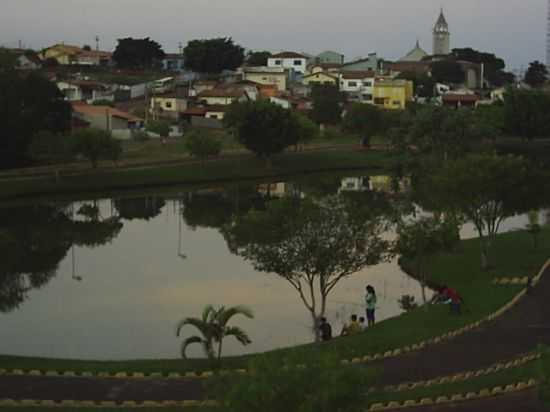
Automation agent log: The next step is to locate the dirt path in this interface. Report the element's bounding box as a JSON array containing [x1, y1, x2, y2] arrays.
[[1, 263, 549, 405]]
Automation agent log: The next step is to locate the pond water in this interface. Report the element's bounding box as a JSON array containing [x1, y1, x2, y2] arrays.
[[0, 173, 538, 360]]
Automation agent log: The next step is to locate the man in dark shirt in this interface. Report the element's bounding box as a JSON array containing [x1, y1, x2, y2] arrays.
[[319, 317, 332, 341]]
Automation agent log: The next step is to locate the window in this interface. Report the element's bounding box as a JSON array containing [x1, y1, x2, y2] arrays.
[[393, 100, 402, 106], [374, 97, 386, 105], [293, 60, 302, 66], [348, 81, 357, 87], [262, 77, 268, 81], [364, 81, 373, 87], [362, 94, 373, 101], [274, 59, 282, 65], [165, 101, 173, 109], [208, 114, 219, 119]]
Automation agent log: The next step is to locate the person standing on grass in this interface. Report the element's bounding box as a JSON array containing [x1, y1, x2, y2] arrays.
[[319, 317, 333, 341], [365, 285, 377, 327]]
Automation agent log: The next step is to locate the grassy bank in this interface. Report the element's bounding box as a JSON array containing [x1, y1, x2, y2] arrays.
[[0, 149, 400, 200], [1, 228, 547, 375]]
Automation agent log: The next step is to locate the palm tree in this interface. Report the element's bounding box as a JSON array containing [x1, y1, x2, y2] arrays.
[[176, 305, 254, 365]]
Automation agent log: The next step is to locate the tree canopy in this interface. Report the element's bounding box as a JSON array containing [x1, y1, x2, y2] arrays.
[[503, 88, 550, 141], [343, 103, 385, 143], [430, 60, 465, 84], [72, 128, 122, 168], [0, 71, 72, 169], [112, 37, 165, 69], [246, 50, 271, 66], [451, 48, 514, 87], [524, 60, 549, 88], [310, 84, 343, 125], [184, 38, 244, 74]]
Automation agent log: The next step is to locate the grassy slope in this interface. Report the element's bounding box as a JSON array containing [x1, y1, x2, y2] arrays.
[[1, 228, 547, 375], [0, 149, 398, 200]]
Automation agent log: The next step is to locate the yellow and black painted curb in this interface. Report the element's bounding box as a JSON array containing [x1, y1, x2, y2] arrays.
[[378, 352, 541, 392], [0, 399, 218, 408], [493, 276, 529, 285], [367, 378, 538, 411], [2, 259, 549, 382]]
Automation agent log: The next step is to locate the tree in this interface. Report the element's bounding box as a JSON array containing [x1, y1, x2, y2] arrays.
[[224, 101, 300, 166], [292, 112, 319, 149], [430, 60, 465, 84], [429, 154, 543, 269], [72, 128, 120, 168], [246, 50, 271, 66], [215, 354, 373, 412], [524, 60, 549, 88], [176, 305, 253, 365], [396, 217, 458, 303], [451, 48, 513, 87], [397, 71, 435, 98], [310, 84, 343, 125], [503, 88, 550, 142], [112, 37, 165, 69], [342, 103, 384, 145], [184, 129, 222, 165], [29, 130, 73, 164], [184, 38, 244, 74], [146, 119, 171, 139], [223, 196, 390, 338], [526, 210, 542, 250], [0, 71, 72, 169]]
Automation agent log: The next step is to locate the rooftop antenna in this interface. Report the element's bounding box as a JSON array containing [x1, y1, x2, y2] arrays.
[[95, 35, 99, 51]]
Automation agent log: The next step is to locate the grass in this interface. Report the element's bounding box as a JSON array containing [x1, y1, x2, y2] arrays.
[[1, 228, 547, 375], [0, 149, 399, 200]]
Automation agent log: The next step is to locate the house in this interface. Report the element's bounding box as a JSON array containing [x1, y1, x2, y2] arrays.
[[197, 88, 250, 105], [218, 82, 260, 101], [340, 53, 380, 72], [204, 105, 227, 120], [313, 51, 345, 65], [372, 79, 414, 110], [240, 66, 288, 91], [57, 80, 114, 103], [267, 51, 307, 74], [162, 54, 186, 72], [189, 80, 218, 96], [339, 71, 376, 103], [71, 102, 144, 139], [150, 94, 188, 119], [441, 93, 480, 108], [14, 50, 42, 70], [302, 71, 339, 86], [41, 44, 112, 66], [308, 63, 342, 75], [257, 84, 279, 98]]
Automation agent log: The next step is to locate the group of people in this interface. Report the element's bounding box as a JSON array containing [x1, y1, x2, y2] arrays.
[[319, 285, 377, 342]]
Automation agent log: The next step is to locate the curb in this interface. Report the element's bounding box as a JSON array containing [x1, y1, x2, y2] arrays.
[[368, 379, 538, 411], [0, 399, 218, 408]]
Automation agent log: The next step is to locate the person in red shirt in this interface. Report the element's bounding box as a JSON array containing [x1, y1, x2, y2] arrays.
[[442, 286, 463, 314]]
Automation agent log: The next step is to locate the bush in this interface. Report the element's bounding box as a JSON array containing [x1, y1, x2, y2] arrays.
[[184, 129, 222, 164], [29, 130, 73, 164], [72, 128, 120, 168]]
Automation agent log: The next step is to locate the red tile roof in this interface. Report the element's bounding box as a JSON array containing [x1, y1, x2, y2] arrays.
[[72, 102, 142, 122]]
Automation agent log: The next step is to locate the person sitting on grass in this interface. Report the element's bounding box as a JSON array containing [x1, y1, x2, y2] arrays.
[[359, 316, 367, 331], [431, 285, 463, 314], [341, 314, 361, 336], [319, 317, 332, 342]]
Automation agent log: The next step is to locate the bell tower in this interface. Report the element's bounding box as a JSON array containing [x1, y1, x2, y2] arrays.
[[433, 9, 450, 55]]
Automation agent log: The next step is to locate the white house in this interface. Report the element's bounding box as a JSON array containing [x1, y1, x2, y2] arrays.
[[339, 71, 376, 103], [57, 80, 115, 103], [197, 88, 249, 105], [267, 51, 307, 74]]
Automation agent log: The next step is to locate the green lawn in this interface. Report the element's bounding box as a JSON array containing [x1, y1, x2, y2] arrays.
[[0, 149, 399, 200], [1, 228, 547, 375]]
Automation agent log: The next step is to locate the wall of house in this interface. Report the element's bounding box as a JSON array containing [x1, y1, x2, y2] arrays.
[[267, 57, 307, 74], [243, 72, 287, 91], [339, 78, 374, 94], [373, 86, 407, 109], [303, 73, 337, 86], [201, 96, 235, 105], [151, 97, 188, 113], [205, 111, 225, 120]]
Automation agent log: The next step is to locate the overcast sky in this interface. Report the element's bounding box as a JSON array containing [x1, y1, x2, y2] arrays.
[[1, 0, 546, 70]]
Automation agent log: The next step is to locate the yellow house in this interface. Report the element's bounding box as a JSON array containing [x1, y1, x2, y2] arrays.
[[372, 79, 413, 110], [41, 44, 111, 66], [150, 95, 188, 119], [241, 67, 287, 92], [302, 71, 338, 86]]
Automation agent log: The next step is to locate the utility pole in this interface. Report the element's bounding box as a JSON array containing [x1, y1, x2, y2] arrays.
[[178, 42, 183, 55], [95, 35, 100, 51]]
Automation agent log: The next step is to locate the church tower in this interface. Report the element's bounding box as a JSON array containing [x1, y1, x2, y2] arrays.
[[433, 9, 450, 55]]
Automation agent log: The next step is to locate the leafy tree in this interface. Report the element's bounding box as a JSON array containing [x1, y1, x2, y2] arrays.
[[29, 130, 73, 164], [396, 217, 459, 303], [451, 48, 513, 87], [430, 60, 465, 84], [0, 71, 72, 168], [176, 305, 253, 365], [72, 128, 119, 168], [503, 88, 550, 142], [215, 354, 374, 412], [343, 103, 384, 145], [112, 37, 165, 69], [184, 129, 222, 165], [184, 38, 244, 74], [223, 196, 390, 337], [292, 112, 319, 148], [246, 50, 271, 66], [224, 101, 300, 166], [310, 84, 343, 125], [146, 119, 171, 138], [82, 45, 92, 51], [429, 154, 544, 269], [524, 60, 549, 88], [397, 71, 435, 98]]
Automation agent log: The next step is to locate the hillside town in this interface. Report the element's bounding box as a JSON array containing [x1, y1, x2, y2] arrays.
[[1, 9, 542, 140]]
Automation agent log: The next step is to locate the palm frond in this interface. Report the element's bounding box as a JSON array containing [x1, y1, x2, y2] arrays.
[[217, 305, 254, 327], [175, 317, 214, 339], [180, 336, 204, 359], [224, 326, 252, 346], [202, 304, 217, 323]]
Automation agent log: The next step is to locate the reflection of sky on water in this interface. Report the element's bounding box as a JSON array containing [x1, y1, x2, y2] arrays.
[[0, 183, 541, 360], [0, 195, 426, 360]]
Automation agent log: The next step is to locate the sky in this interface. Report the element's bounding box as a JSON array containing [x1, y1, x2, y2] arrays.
[[1, 0, 547, 70]]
